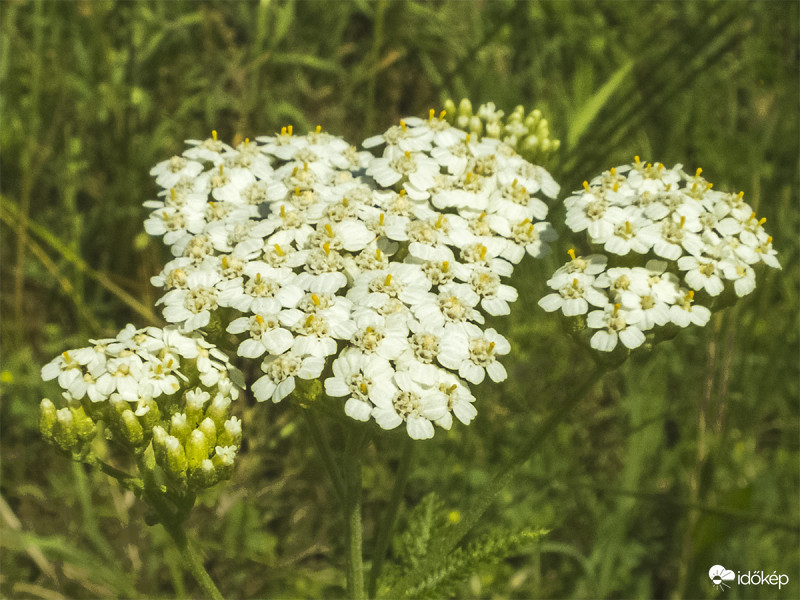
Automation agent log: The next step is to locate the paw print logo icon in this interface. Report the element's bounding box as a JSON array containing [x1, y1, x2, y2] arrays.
[[709, 565, 735, 591]]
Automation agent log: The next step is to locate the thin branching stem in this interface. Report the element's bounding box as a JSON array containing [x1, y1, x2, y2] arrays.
[[344, 427, 370, 600], [303, 409, 346, 505]]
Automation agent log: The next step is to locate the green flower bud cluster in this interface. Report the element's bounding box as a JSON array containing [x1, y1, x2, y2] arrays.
[[40, 325, 243, 494], [151, 387, 242, 489], [442, 98, 560, 164]]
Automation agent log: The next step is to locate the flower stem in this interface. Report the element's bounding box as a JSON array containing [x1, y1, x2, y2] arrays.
[[368, 436, 415, 598], [303, 408, 346, 504], [161, 517, 225, 600], [344, 428, 369, 600]]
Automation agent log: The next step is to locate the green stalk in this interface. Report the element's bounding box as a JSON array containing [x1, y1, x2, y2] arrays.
[[368, 436, 415, 598], [303, 408, 346, 504], [343, 428, 370, 600]]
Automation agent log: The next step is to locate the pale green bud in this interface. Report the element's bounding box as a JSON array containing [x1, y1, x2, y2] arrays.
[[212, 445, 237, 480], [443, 99, 457, 122], [70, 404, 97, 444], [152, 425, 168, 466], [164, 435, 187, 479], [550, 139, 560, 152], [197, 417, 217, 448], [217, 416, 242, 448], [205, 394, 231, 429], [457, 98, 473, 117], [184, 388, 210, 428], [40, 399, 58, 442], [54, 407, 78, 452], [485, 121, 502, 139], [170, 413, 191, 444], [540, 139, 551, 153], [189, 458, 218, 489], [120, 409, 144, 446], [135, 397, 160, 432], [468, 116, 483, 136], [185, 430, 209, 471]]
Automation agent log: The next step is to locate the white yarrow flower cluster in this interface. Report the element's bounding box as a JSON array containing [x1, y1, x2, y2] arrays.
[[540, 160, 780, 352], [145, 112, 559, 438]]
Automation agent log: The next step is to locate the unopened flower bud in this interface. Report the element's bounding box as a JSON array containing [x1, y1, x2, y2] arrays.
[[485, 121, 502, 139], [457, 98, 473, 117], [212, 445, 237, 480], [189, 458, 218, 489], [197, 417, 217, 448], [40, 399, 58, 442], [70, 404, 96, 444], [205, 394, 231, 428], [120, 409, 144, 446], [54, 407, 78, 452], [135, 397, 160, 432], [170, 413, 190, 444], [184, 388, 210, 427], [185, 429, 209, 470], [468, 116, 483, 136], [443, 99, 457, 121], [152, 425, 168, 466], [165, 435, 187, 479], [217, 416, 242, 448]]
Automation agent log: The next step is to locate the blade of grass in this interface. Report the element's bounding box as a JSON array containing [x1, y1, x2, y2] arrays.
[[0, 195, 161, 325]]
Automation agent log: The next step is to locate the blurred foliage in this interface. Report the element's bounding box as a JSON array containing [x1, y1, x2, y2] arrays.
[[1, 0, 798, 598]]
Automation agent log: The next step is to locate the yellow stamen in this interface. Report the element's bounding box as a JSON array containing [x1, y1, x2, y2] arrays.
[[400, 120, 407, 131], [294, 187, 301, 196], [613, 303, 621, 315], [436, 214, 444, 228], [311, 294, 321, 306], [706, 182, 713, 190], [323, 242, 331, 255], [583, 181, 590, 192], [567, 248, 576, 260], [465, 134, 471, 143], [465, 172, 473, 184], [274, 244, 285, 256], [766, 236, 773, 244], [665, 184, 672, 191], [385, 274, 392, 286], [156, 363, 163, 375], [429, 108, 435, 120], [737, 191, 745, 199], [634, 155, 641, 164], [686, 290, 695, 301], [291, 166, 298, 177], [255, 273, 262, 283], [287, 125, 293, 135], [170, 188, 176, 201], [378, 213, 385, 226], [221, 256, 228, 268], [439, 110, 446, 119], [442, 261, 450, 271], [613, 182, 620, 192], [360, 382, 368, 394], [610, 167, 617, 176], [305, 315, 315, 327], [759, 217, 767, 225], [404, 150, 411, 159], [749, 212, 757, 221], [375, 248, 382, 260], [244, 137, 249, 146], [695, 167, 702, 177], [479, 245, 487, 260], [679, 216, 686, 228], [572, 278, 579, 287], [398, 190, 406, 197], [256, 315, 264, 324], [692, 182, 698, 192], [218, 164, 224, 175], [280, 126, 287, 135], [62, 351, 71, 361], [212, 130, 218, 141], [315, 125, 322, 133], [488, 341, 496, 352], [280, 205, 286, 217], [625, 221, 632, 234], [325, 223, 334, 237]]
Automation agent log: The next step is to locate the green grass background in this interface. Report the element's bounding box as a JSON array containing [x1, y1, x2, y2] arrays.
[[1, 1, 798, 598]]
